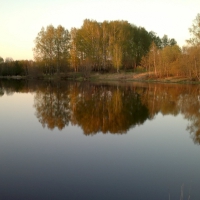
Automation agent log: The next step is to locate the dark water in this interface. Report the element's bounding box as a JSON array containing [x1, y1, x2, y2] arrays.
[[0, 80, 200, 200]]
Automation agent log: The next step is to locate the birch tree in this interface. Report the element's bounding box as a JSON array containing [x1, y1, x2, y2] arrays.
[[33, 25, 70, 74], [187, 13, 200, 46]]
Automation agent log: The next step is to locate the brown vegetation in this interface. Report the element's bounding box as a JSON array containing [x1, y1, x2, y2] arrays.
[[1, 14, 200, 83]]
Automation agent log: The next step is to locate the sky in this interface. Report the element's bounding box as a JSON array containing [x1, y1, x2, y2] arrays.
[[0, 0, 200, 60]]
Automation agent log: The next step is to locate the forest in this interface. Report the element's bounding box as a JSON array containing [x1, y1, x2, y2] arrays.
[[0, 14, 200, 80]]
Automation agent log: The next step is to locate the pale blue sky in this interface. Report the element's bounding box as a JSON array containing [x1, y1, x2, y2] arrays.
[[0, 0, 200, 60]]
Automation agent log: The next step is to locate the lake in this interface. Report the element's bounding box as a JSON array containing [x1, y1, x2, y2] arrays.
[[0, 80, 200, 200]]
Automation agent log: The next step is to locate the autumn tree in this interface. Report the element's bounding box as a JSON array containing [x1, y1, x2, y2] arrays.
[[32, 20, 179, 75], [72, 19, 153, 72], [109, 21, 128, 72], [160, 45, 181, 77], [75, 19, 102, 70], [34, 82, 71, 130], [33, 25, 70, 75], [183, 46, 200, 80], [184, 13, 200, 80], [187, 13, 200, 46], [142, 42, 159, 76], [70, 28, 80, 72], [54, 25, 70, 73], [101, 21, 110, 70], [33, 26, 54, 74]]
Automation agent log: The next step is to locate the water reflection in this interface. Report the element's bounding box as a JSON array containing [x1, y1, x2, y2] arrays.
[[1, 80, 200, 143], [33, 82, 71, 130], [33, 82, 149, 134], [0, 82, 4, 97], [0, 79, 27, 95]]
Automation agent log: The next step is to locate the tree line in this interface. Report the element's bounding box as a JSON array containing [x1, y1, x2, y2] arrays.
[[1, 14, 200, 80], [32, 19, 177, 74], [0, 19, 176, 76], [141, 14, 200, 80], [0, 58, 43, 77]]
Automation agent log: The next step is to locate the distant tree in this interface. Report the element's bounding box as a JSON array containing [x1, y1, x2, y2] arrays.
[[169, 38, 177, 46], [161, 35, 169, 48], [149, 32, 177, 49], [2, 57, 14, 76], [161, 35, 177, 48], [187, 13, 200, 46], [0, 57, 4, 75], [0, 57, 4, 64], [149, 31, 162, 48], [5, 57, 14, 62], [13, 61, 24, 75]]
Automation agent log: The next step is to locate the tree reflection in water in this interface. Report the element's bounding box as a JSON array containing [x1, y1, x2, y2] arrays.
[[34, 82, 71, 130], [0, 82, 4, 97], [2, 79, 200, 144], [33, 82, 149, 134]]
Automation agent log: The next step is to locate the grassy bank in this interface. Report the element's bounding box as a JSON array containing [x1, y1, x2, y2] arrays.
[[0, 71, 198, 84], [75, 71, 197, 84]]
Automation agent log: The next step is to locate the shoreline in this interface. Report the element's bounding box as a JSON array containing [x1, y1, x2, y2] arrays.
[[0, 72, 199, 84]]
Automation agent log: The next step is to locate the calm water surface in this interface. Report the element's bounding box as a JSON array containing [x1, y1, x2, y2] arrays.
[[0, 80, 200, 200]]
